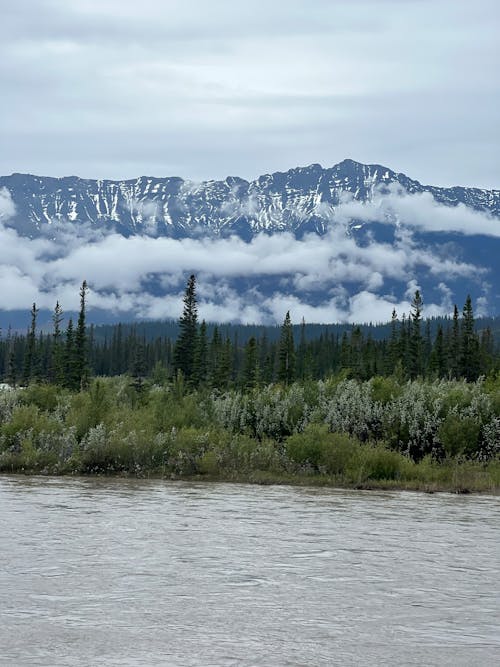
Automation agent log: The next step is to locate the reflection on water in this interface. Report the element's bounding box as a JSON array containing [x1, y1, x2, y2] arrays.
[[0, 476, 498, 666]]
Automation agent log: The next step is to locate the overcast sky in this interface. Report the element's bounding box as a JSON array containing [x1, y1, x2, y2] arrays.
[[1, 0, 499, 188]]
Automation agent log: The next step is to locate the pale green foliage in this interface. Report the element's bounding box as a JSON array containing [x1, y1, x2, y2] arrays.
[[323, 379, 384, 441], [213, 383, 309, 440], [0, 375, 498, 480], [0, 386, 21, 424]]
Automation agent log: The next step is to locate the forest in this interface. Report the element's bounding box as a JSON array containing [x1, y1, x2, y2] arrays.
[[0, 276, 499, 491]]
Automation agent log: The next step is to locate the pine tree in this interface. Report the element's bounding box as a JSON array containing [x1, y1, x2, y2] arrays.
[[209, 325, 222, 387], [130, 337, 147, 393], [22, 302, 39, 384], [448, 305, 460, 377], [296, 317, 307, 381], [409, 290, 423, 379], [479, 327, 494, 376], [242, 336, 259, 389], [351, 326, 363, 379], [74, 280, 89, 388], [387, 308, 399, 375], [6, 326, 16, 387], [460, 295, 480, 381], [173, 274, 198, 383], [192, 319, 208, 387], [430, 325, 446, 377], [50, 301, 64, 384], [278, 311, 295, 385], [64, 318, 77, 389]]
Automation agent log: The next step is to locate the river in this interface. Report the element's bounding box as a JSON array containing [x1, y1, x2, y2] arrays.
[[0, 476, 498, 666]]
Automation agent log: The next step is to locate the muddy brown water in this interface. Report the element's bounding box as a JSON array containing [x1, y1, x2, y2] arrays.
[[0, 476, 498, 666]]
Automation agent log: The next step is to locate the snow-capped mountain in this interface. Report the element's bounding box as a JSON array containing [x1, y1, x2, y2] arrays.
[[0, 159, 499, 325], [1, 159, 499, 239]]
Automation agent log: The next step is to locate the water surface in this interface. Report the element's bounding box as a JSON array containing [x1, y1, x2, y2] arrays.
[[0, 476, 498, 666]]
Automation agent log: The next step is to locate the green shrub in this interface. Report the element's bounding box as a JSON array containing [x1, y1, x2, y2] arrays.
[[371, 376, 402, 404], [347, 444, 405, 482], [1, 404, 60, 450], [285, 424, 357, 474], [438, 414, 481, 458], [21, 383, 61, 412]]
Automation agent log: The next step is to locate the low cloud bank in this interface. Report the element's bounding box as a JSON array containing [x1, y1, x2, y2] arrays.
[[0, 185, 494, 323]]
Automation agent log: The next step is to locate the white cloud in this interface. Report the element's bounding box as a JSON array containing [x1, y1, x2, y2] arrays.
[[0, 204, 488, 323], [0, 188, 16, 221], [329, 183, 500, 238]]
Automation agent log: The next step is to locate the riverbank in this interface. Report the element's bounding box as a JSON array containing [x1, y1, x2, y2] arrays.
[[2, 456, 499, 495], [1, 376, 499, 494]]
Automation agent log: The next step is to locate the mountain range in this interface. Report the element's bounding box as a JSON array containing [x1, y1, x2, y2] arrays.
[[0, 159, 499, 326], [1, 159, 499, 239]]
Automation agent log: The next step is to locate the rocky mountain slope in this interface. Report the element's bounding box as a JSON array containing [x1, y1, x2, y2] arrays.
[[1, 159, 499, 238]]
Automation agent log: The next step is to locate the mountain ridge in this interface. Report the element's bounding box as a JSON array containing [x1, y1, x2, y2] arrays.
[[2, 159, 499, 239]]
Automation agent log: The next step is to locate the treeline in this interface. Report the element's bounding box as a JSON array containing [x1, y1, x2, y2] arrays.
[[0, 277, 499, 388]]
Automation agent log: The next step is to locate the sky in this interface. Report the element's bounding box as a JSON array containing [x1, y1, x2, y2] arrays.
[[1, 0, 499, 189]]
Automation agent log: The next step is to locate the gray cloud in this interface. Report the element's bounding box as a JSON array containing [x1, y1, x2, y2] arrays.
[[0, 1, 499, 187], [0, 199, 486, 323]]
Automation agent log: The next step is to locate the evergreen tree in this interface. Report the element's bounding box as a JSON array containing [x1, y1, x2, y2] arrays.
[[387, 308, 399, 375], [242, 336, 259, 389], [130, 337, 147, 393], [449, 305, 460, 377], [429, 325, 446, 377], [278, 311, 295, 385], [460, 295, 480, 381], [173, 274, 198, 383], [209, 325, 222, 387], [340, 331, 350, 372], [193, 319, 208, 387], [296, 317, 307, 381], [409, 290, 423, 378], [6, 327, 16, 386], [351, 326, 363, 378], [479, 327, 495, 375], [50, 301, 64, 384], [74, 280, 89, 388], [64, 318, 77, 389], [22, 302, 39, 384]]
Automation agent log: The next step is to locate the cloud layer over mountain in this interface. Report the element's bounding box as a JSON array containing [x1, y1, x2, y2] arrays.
[[0, 186, 495, 324]]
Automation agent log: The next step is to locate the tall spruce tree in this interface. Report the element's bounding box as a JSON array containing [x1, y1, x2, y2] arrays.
[[460, 295, 480, 381], [74, 280, 89, 388], [387, 308, 399, 375], [430, 325, 446, 377], [22, 302, 39, 384], [449, 305, 460, 377], [278, 311, 295, 385], [64, 318, 77, 389], [242, 336, 259, 389], [173, 274, 199, 383], [6, 326, 16, 386], [409, 290, 423, 378], [50, 301, 64, 384], [192, 319, 208, 387]]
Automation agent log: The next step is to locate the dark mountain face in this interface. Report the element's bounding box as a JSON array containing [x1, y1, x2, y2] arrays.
[[0, 159, 499, 326], [1, 159, 499, 239]]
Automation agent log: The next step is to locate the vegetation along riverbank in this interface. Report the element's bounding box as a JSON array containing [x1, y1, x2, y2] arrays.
[[0, 277, 499, 492]]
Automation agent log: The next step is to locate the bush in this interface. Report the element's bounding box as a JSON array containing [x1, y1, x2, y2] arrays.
[[21, 383, 61, 412], [285, 424, 357, 474], [347, 444, 405, 482], [439, 414, 481, 458]]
